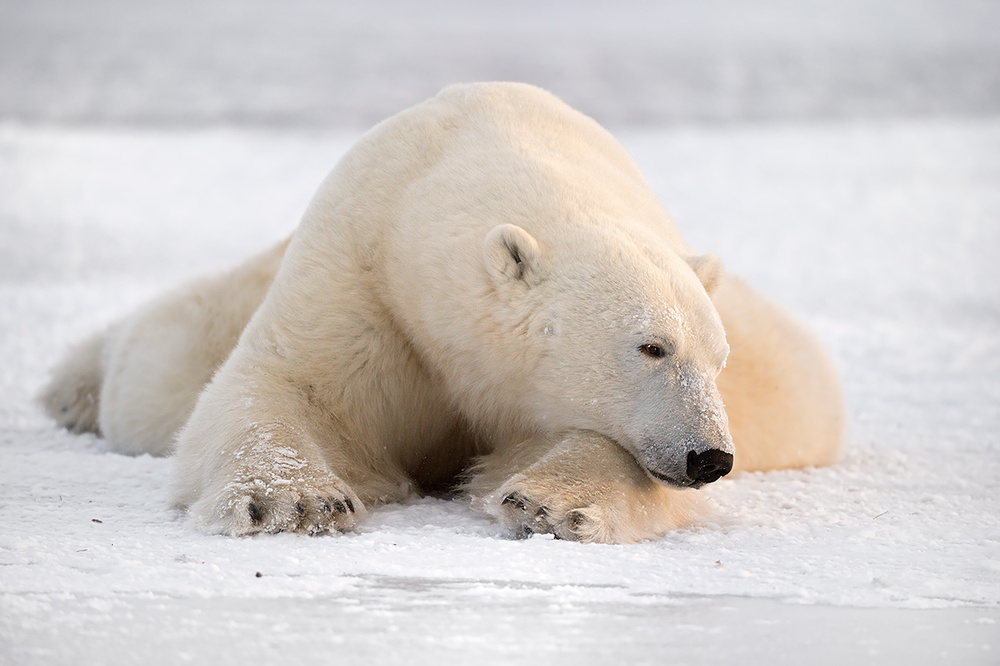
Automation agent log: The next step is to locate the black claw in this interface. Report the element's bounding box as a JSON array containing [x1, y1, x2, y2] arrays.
[[534, 506, 547, 519], [344, 497, 355, 513], [332, 499, 347, 514], [502, 493, 527, 511], [295, 501, 305, 516], [321, 499, 333, 514], [247, 502, 263, 524]]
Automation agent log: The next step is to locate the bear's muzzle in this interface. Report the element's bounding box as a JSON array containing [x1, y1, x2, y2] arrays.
[[644, 448, 733, 489]]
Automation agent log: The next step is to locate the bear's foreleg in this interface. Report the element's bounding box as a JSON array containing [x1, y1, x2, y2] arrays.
[[467, 431, 705, 543], [171, 361, 371, 537]]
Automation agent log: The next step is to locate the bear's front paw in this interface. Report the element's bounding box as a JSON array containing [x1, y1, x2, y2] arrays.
[[469, 432, 705, 544], [491, 483, 620, 543], [193, 474, 366, 537], [484, 468, 703, 544]]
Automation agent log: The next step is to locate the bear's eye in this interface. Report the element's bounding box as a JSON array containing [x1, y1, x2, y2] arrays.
[[639, 343, 667, 359]]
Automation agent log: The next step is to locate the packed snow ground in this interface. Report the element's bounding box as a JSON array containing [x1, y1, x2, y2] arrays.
[[1, 119, 998, 664]]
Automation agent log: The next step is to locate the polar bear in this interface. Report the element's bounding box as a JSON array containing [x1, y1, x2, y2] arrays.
[[40, 82, 844, 543]]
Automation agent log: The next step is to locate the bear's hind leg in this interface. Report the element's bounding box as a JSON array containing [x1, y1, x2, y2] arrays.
[[712, 275, 845, 473], [38, 328, 108, 435], [466, 431, 705, 543]]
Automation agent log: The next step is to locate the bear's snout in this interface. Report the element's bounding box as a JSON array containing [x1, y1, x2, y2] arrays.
[[641, 441, 733, 489], [686, 449, 733, 485]]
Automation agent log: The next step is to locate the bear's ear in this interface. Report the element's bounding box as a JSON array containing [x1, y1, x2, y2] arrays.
[[686, 253, 724, 295], [484, 224, 541, 286]]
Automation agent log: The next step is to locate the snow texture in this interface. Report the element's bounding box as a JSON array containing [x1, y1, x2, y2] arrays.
[[1, 0, 999, 664]]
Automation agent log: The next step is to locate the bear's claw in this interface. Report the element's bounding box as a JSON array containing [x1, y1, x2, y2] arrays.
[[289, 490, 359, 535], [498, 490, 582, 540], [207, 475, 365, 537], [501, 492, 528, 511]]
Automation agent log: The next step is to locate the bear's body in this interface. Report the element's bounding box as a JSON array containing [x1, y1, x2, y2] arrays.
[[41, 83, 843, 543]]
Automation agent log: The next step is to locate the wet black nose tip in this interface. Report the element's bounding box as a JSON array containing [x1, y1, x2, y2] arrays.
[[686, 449, 733, 485]]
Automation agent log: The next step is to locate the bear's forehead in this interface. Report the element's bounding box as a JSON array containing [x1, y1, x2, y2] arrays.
[[618, 293, 726, 353], [625, 303, 685, 330]]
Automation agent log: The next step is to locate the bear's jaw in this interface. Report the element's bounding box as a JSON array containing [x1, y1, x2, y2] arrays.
[[645, 467, 705, 489]]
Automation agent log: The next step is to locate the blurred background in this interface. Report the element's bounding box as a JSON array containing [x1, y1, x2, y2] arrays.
[[2, 0, 998, 129]]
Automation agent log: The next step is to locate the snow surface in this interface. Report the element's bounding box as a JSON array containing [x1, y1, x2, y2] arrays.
[[2, 120, 998, 664]]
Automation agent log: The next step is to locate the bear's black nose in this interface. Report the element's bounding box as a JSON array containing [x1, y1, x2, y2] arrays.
[[686, 449, 733, 485]]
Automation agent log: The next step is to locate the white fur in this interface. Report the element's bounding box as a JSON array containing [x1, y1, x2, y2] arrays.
[[40, 83, 844, 543]]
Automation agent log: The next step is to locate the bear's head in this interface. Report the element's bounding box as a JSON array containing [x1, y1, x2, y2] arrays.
[[483, 222, 735, 489]]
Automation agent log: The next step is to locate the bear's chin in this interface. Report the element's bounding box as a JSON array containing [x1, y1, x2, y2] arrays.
[[644, 468, 705, 490]]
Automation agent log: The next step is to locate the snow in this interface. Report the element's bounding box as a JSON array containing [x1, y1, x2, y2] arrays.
[[2, 0, 1000, 663]]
